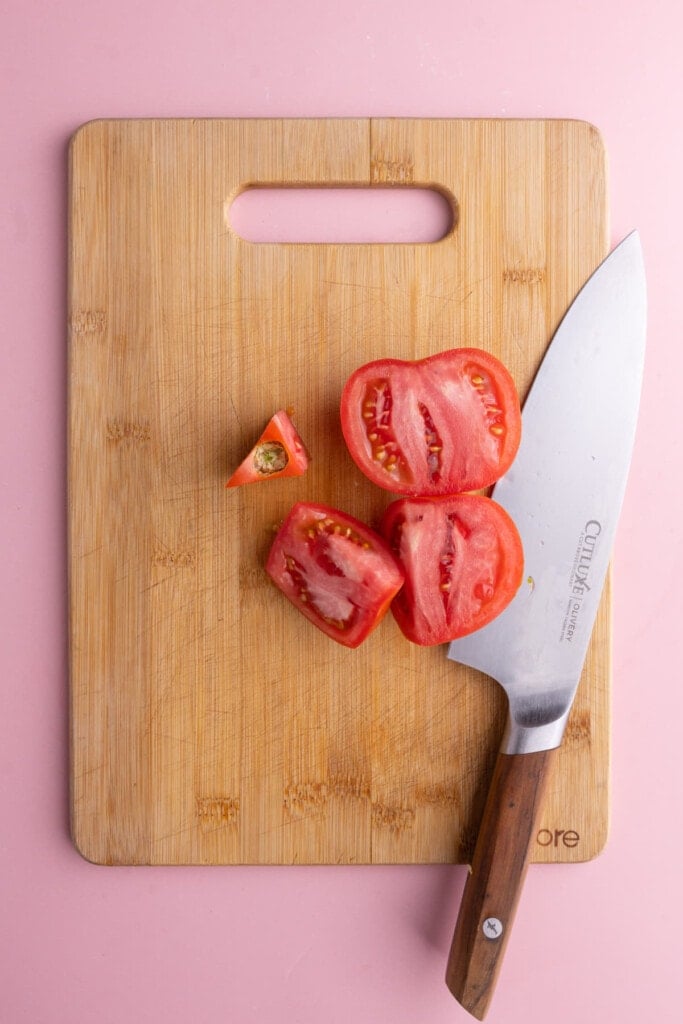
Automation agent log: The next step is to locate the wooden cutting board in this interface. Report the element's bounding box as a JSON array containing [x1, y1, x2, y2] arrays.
[[68, 118, 609, 865]]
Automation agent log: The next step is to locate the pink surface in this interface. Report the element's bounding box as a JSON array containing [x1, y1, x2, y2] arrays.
[[1, 1, 682, 1022], [230, 187, 453, 242]]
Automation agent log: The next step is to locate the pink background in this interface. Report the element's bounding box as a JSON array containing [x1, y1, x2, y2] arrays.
[[2, 1, 682, 1021]]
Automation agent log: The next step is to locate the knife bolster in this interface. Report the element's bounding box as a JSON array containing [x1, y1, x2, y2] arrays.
[[501, 704, 571, 754]]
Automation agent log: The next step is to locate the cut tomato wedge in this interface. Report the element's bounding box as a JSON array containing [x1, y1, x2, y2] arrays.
[[381, 494, 524, 645], [340, 348, 521, 495], [266, 502, 405, 648], [226, 410, 309, 488]]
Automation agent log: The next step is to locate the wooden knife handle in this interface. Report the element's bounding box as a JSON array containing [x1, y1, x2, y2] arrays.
[[445, 747, 556, 1019]]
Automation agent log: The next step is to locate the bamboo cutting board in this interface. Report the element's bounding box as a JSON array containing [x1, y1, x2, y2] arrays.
[[68, 118, 609, 865]]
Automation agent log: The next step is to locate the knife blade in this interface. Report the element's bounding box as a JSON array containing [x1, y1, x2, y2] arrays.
[[444, 231, 647, 1018]]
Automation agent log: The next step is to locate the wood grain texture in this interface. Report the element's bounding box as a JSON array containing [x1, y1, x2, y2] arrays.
[[445, 749, 556, 1019], [68, 118, 609, 865]]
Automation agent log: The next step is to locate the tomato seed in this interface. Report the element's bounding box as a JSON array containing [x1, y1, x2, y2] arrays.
[[303, 515, 369, 549]]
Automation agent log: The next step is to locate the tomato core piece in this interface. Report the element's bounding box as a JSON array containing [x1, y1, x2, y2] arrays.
[[226, 410, 309, 488], [253, 440, 288, 474]]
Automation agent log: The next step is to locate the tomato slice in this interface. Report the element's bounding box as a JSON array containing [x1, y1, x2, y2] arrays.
[[226, 410, 309, 488], [340, 349, 521, 495], [266, 502, 405, 648], [381, 494, 523, 645]]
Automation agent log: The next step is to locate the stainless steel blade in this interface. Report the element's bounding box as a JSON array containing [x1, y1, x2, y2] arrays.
[[448, 231, 646, 754]]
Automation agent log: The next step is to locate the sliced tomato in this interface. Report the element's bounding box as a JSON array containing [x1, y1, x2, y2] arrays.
[[340, 348, 521, 496], [226, 410, 309, 488], [381, 494, 523, 645], [266, 502, 405, 648]]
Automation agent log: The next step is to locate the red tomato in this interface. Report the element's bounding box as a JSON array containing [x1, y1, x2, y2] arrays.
[[381, 494, 523, 645], [226, 410, 309, 488], [266, 502, 405, 648], [340, 349, 521, 496]]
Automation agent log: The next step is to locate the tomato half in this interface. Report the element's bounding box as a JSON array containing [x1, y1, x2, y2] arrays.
[[266, 502, 405, 648], [226, 410, 309, 488], [381, 494, 523, 645], [340, 349, 521, 496]]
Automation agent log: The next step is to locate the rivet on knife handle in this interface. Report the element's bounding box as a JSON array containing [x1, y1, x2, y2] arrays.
[[445, 748, 555, 1020]]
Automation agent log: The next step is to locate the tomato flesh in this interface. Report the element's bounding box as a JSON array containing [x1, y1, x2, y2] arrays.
[[226, 410, 309, 488], [381, 494, 523, 645], [340, 349, 521, 495], [266, 502, 405, 648]]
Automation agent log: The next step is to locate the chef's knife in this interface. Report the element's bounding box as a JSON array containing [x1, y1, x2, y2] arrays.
[[444, 231, 646, 1018]]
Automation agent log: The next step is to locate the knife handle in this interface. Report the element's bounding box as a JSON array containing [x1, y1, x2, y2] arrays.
[[445, 747, 556, 1020]]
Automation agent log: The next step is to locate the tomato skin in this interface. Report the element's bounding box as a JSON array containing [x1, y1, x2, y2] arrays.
[[226, 410, 309, 488], [266, 502, 405, 648], [381, 494, 523, 646], [340, 348, 521, 496]]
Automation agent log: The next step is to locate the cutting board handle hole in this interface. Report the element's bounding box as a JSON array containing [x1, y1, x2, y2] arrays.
[[227, 187, 455, 244]]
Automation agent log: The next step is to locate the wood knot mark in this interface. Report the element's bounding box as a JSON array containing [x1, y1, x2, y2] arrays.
[[370, 157, 414, 184], [414, 782, 460, 809], [328, 772, 371, 802], [371, 802, 415, 833], [70, 309, 107, 334], [152, 547, 194, 568], [196, 796, 240, 829], [106, 420, 151, 444], [502, 267, 546, 285], [283, 781, 328, 817], [283, 775, 370, 817], [564, 708, 592, 745]]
